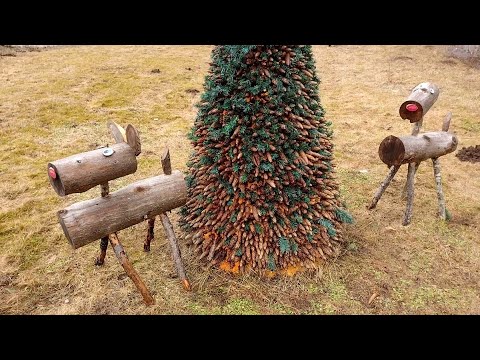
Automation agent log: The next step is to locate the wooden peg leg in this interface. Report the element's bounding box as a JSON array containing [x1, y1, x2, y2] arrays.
[[401, 162, 420, 200], [144, 218, 155, 252], [432, 158, 446, 220], [95, 237, 109, 266], [402, 162, 418, 226], [368, 165, 400, 210], [160, 213, 191, 291], [95, 182, 110, 266], [109, 233, 155, 305]]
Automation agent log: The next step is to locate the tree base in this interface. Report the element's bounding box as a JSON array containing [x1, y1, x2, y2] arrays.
[[218, 260, 322, 278]]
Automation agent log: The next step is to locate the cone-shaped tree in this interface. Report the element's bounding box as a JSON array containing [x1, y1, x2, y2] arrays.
[[180, 45, 352, 274]]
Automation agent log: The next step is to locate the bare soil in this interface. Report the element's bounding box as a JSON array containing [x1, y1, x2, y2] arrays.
[[456, 145, 480, 163]]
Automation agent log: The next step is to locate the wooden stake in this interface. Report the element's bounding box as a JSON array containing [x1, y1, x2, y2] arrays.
[[432, 158, 446, 220], [109, 233, 155, 305], [144, 218, 155, 252], [158, 146, 191, 290], [95, 182, 110, 266], [160, 213, 191, 291], [161, 147, 172, 175], [411, 118, 423, 136], [401, 162, 420, 200], [368, 165, 400, 210], [402, 162, 419, 226], [442, 112, 452, 132]]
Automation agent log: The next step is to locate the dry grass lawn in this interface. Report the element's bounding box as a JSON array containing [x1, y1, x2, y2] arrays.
[[0, 45, 479, 314]]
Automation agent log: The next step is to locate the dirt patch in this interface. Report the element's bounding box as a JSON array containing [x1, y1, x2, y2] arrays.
[[456, 145, 480, 163], [446, 46, 480, 69]]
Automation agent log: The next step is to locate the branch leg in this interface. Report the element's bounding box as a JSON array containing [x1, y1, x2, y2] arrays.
[[432, 158, 446, 220], [144, 217, 155, 252], [401, 162, 420, 200], [95, 237, 109, 266], [109, 233, 155, 305], [95, 182, 110, 266], [368, 165, 400, 210], [402, 162, 418, 226], [160, 213, 191, 291]]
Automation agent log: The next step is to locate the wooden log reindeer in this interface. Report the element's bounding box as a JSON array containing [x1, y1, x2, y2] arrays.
[[368, 82, 458, 225], [47, 121, 190, 305]]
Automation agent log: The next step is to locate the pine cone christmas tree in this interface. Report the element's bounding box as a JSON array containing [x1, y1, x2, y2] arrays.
[[180, 45, 353, 274]]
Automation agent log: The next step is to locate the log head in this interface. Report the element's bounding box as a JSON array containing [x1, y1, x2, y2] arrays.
[[378, 135, 405, 167], [399, 82, 440, 123], [47, 142, 137, 197]]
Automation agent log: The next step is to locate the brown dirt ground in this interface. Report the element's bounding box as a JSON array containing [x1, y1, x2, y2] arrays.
[[456, 145, 480, 163], [0, 45, 479, 314]]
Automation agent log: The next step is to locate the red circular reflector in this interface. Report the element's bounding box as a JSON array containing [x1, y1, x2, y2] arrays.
[[48, 167, 57, 179], [406, 103, 418, 112]]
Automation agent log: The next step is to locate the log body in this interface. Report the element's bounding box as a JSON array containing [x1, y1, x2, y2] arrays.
[[399, 82, 440, 123], [58, 171, 186, 249], [48, 142, 137, 196], [379, 132, 458, 167]]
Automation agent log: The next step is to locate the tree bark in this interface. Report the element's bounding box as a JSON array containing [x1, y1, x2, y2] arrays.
[[160, 213, 191, 291], [432, 158, 446, 220], [108, 233, 155, 306], [402, 162, 418, 226], [379, 132, 458, 167], [58, 171, 186, 249], [368, 165, 400, 210], [399, 82, 440, 123], [48, 142, 137, 196]]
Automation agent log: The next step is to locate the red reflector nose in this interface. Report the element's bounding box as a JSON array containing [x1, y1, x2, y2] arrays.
[[406, 103, 418, 112], [48, 167, 57, 179]]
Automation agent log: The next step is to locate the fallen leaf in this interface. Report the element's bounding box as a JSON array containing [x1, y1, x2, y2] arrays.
[[385, 226, 396, 232], [368, 292, 379, 305]]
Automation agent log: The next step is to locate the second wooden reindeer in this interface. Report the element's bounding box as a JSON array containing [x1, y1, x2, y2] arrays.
[[368, 82, 458, 225]]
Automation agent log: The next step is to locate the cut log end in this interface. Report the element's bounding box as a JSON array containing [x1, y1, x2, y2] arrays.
[[378, 135, 405, 167], [58, 210, 75, 248], [48, 163, 66, 196], [399, 101, 423, 123]]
